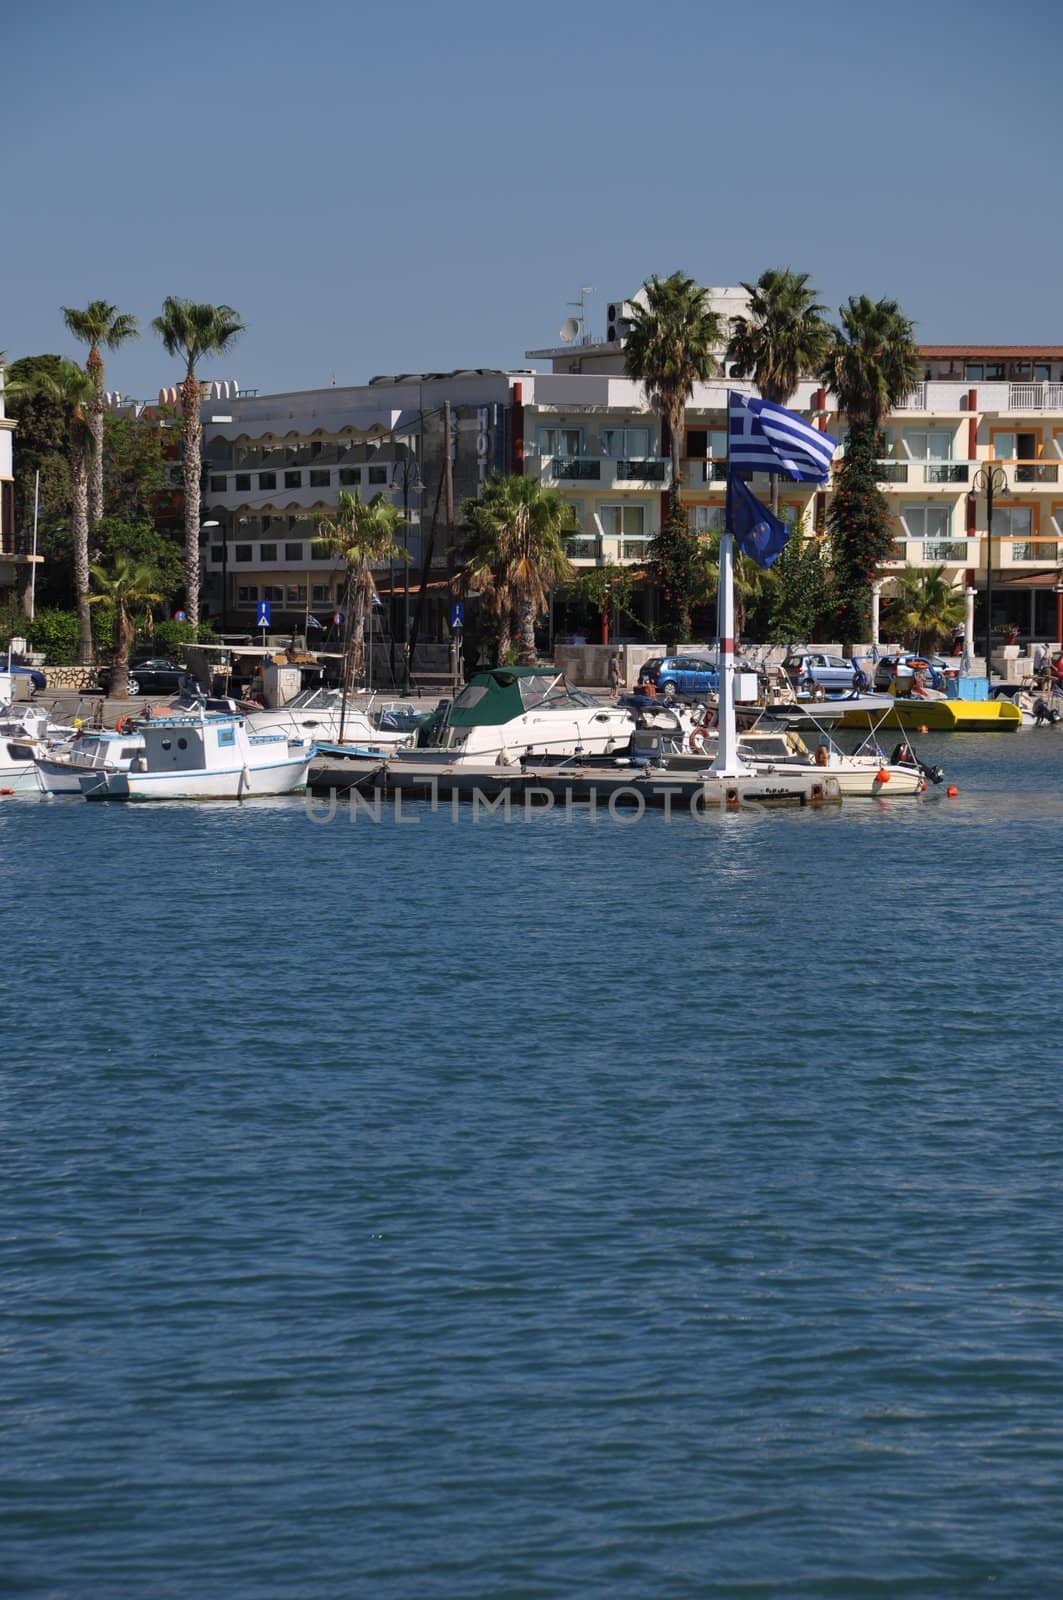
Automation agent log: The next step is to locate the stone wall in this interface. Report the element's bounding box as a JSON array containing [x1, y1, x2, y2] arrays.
[[42, 666, 99, 690]]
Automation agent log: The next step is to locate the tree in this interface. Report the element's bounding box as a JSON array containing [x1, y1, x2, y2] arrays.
[[821, 296, 920, 646], [7, 359, 98, 663], [152, 299, 244, 633], [649, 500, 707, 650], [87, 557, 162, 699], [93, 516, 183, 599], [314, 492, 408, 714], [886, 565, 964, 653], [102, 411, 170, 524], [727, 268, 831, 514], [458, 474, 573, 665], [623, 272, 722, 500], [766, 523, 834, 643], [4, 354, 72, 534], [61, 302, 140, 527]]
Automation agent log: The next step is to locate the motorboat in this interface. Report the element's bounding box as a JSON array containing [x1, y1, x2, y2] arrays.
[[0, 704, 79, 793], [79, 707, 313, 801], [35, 727, 146, 796], [397, 667, 636, 766], [622, 721, 927, 797], [243, 686, 414, 752]]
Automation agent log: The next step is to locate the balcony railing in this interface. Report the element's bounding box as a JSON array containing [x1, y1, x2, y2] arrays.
[[1011, 541, 1060, 562], [684, 459, 729, 486], [565, 537, 599, 559], [925, 463, 970, 484], [550, 457, 601, 481], [1013, 463, 1060, 483], [924, 541, 970, 562], [894, 383, 927, 410], [615, 458, 668, 482], [877, 462, 909, 483], [1009, 384, 1063, 410]]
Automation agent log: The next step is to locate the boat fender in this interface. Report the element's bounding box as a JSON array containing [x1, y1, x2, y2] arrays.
[[0, 788, 13, 797], [875, 768, 890, 783]]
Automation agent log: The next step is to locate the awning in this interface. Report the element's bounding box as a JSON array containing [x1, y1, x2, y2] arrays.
[[999, 571, 1062, 588]]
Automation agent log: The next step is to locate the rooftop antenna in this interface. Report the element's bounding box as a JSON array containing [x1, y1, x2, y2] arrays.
[[565, 286, 594, 343]]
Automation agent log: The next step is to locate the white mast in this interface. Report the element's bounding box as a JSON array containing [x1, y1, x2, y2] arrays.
[[710, 405, 752, 779]]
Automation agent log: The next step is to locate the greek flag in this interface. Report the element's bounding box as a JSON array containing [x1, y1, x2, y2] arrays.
[[728, 391, 837, 484]]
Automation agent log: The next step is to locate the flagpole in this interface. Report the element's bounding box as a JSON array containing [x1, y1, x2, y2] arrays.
[[710, 393, 752, 778]]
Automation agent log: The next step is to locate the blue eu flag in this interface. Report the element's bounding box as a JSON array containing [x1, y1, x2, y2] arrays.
[[727, 471, 793, 568]]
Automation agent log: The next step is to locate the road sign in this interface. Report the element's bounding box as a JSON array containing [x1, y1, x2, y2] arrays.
[[173, 609, 187, 622], [332, 610, 344, 627], [449, 600, 465, 630], [256, 600, 272, 629]]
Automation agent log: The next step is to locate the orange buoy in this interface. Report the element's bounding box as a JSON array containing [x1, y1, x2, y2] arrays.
[[946, 785, 959, 798], [917, 724, 929, 735], [875, 768, 890, 783], [0, 787, 13, 796]]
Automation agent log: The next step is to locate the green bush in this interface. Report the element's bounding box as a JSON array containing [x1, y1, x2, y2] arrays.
[[27, 608, 81, 665]]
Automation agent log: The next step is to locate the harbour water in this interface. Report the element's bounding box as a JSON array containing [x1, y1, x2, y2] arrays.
[[3, 733, 1062, 1598]]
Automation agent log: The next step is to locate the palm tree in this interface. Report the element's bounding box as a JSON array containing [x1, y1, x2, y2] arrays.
[[821, 296, 921, 647], [623, 272, 723, 500], [152, 298, 244, 634], [87, 556, 162, 700], [887, 565, 964, 654], [459, 475, 573, 665], [314, 492, 408, 724], [727, 269, 831, 515], [820, 295, 921, 432], [7, 359, 97, 663], [61, 301, 139, 527]]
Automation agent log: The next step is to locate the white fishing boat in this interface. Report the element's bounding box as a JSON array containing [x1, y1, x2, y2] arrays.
[[35, 727, 146, 796], [397, 667, 635, 766], [79, 708, 312, 801], [0, 704, 79, 793]]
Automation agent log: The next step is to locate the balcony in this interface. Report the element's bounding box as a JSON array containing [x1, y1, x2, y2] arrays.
[[1009, 384, 1063, 411], [684, 459, 729, 487], [925, 463, 970, 484], [1008, 540, 1060, 563], [565, 537, 599, 560], [546, 455, 672, 490], [1013, 462, 1059, 484], [894, 383, 927, 410], [877, 462, 909, 483], [615, 458, 668, 482], [886, 538, 974, 567], [550, 456, 601, 481]]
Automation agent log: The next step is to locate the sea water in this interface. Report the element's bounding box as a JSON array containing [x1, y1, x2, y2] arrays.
[[2, 733, 1062, 1599]]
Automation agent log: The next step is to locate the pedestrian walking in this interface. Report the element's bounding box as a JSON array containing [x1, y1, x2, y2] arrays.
[[607, 650, 622, 699]]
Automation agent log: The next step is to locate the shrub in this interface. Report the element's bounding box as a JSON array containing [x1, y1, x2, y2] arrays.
[[27, 608, 81, 665], [143, 619, 216, 658]]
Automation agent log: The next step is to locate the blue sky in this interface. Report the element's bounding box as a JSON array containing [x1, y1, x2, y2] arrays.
[[4, 0, 1059, 399]]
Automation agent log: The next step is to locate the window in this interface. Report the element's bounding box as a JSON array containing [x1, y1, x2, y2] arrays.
[[965, 364, 983, 381], [237, 586, 256, 604], [286, 585, 306, 605], [209, 475, 227, 491], [597, 504, 646, 537], [312, 585, 331, 603], [234, 473, 251, 492], [262, 585, 283, 602], [984, 363, 1005, 381], [309, 469, 331, 488], [538, 426, 582, 458], [901, 506, 951, 540], [284, 542, 303, 561], [903, 431, 952, 462], [311, 543, 332, 560], [991, 506, 1033, 539], [991, 431, 1039, 462], [690, 505, 727, 535], [234, 545, 252, 562], [1035, 364, 1051, 383], [601, 426, 650, 458], [217, 726, 236, 748], [284, 470, 302, 488], [260, 543, 278, 561], [259, 471, 277, 490], [210, 545, 224, 564], [339, 467, 361, 486], [685, 429, 727, 459], [368, 466, 387, 484]]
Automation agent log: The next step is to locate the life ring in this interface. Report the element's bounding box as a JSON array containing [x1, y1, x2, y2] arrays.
[[689, 725, 714, 753], [116, 715, 134, 734]]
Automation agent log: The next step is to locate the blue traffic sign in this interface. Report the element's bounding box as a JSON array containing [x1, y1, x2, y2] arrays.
[[173, 609, 187, 622], [449, 600, 465, 630], [256, 600, 272, 629]]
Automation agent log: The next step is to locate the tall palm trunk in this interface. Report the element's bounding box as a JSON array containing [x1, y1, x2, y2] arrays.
[[88, 345, 105, 526], [349, 561, 370, 683], [494, 606, 512, 667], [516, 595, 537, 664], [181, 368, 203, 633], [71, 433, 94, 665], [110, 601, 134, 700], [668, 400, 683, 510]]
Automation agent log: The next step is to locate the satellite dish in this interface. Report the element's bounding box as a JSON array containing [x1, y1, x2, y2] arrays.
[[559, 317, 580, 343]]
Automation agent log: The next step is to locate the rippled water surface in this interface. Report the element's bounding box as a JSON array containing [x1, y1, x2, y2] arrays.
[[3, 733, 1062, 1598]]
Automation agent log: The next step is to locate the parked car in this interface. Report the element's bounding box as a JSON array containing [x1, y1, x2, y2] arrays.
[[872, 654, 948, 692], [781, 652, 865, 693], [97, 657, 190, 697], [638, 655, 720, 700]]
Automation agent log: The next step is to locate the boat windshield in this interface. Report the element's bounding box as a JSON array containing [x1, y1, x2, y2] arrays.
[[516, 673, 597, 710], [286, 687, 340, 712]]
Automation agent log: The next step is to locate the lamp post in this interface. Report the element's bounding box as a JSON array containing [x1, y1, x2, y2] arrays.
[[970, 463, 1007, 682]]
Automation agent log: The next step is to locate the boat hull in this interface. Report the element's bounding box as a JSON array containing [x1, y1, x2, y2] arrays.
[[838, 698, 1021, 732], [80, 756, 310, 801]]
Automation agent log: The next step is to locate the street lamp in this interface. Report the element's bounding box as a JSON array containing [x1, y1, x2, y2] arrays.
[[970, 463, 1008, 682]]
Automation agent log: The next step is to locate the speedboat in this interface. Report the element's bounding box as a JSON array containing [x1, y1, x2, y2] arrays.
[[79, 707, 313, 801], [243, 686, 414, 752], [397, 667, 636, 766]]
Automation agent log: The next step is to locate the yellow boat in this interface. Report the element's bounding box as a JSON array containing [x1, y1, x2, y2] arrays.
[[838, 696, 1021, 732]]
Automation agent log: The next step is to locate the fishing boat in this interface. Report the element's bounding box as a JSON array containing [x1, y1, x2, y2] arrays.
[[0, 704, 79, 793], [35, 727, 146, 796], [79, 708, 313, 801]]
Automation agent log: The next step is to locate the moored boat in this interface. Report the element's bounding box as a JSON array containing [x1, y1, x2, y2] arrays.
[[79, 708, 312, 801]]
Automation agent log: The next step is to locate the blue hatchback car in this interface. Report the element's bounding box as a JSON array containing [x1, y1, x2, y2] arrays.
[[639, 655, 719, 700]]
